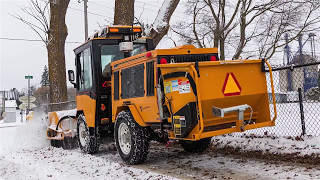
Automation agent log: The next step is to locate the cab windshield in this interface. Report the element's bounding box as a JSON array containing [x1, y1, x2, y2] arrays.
[[100, 44, 147, 73]]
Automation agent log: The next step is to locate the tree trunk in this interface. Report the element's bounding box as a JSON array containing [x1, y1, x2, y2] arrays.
[[219, 37, 225, 60], [47, 0, 70, 111], [233, 1, 246, 59], [113, 0, 134, 25], [213, 29, 219, 48], [148, 0, 180, 47]]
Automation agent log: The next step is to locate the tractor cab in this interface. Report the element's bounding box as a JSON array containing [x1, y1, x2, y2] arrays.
[[68, 26, 154, 132]]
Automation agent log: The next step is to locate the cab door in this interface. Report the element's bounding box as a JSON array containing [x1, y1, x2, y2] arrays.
[[95, 42, 123, 126], [76, 45, 97, 128]]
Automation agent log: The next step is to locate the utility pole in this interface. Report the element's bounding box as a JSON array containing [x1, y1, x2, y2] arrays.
[[28, 76, 30, 114], [284, 33, 293, 91], [309, 33, 316, 58], [284, 33, 291, 65], [298, 34, 303, 61], [82, 0, 88, 41], [298, 34, 307, 93]]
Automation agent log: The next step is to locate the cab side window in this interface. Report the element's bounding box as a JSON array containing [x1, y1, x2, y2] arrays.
[[79, 48, 93, 90]]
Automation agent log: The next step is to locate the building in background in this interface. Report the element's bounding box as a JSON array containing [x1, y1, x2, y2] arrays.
[[280, 55, 319, 94], [3, 100, 18, 123]]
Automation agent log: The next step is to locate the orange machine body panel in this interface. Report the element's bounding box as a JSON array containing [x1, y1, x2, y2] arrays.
[[111, 52, 161, 126], [110, 45, 276, 141], [76, 94, 96, 128], [159, 60, 275, 140]]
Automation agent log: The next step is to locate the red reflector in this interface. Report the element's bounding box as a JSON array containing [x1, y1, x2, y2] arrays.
[[210, 55, 217, 61], [160, 58, 168, 64], [101, 104, 106, 111], [146, 52, 152, 58]]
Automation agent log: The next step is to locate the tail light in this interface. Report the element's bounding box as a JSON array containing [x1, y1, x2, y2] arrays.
[[160, 58, 168, 64], [210, 55, 217, 61], [146, 52, 152, 58]]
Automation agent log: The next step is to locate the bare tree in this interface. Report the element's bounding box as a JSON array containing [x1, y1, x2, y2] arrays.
[[113, 0, 134, 25], [172, 0, 241, 60], [146, 0, 180, 47], [47, 0, 70, 111], [257, 1, 320, 59], [34, 86, 50, 107], [12, 0, 50, 45], [172, 0, 320, 61], [117, 0, 180, 47], [13, 0, 70, 111], [204, 0, 241, 60]]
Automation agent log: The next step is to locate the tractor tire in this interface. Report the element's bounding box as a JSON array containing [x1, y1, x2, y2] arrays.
[[50, 140, 62, 148], [62, 137, 78, 150], [114, 110, 150, 165], [77, 114, 99, 154], [179, 138, 212, 153]]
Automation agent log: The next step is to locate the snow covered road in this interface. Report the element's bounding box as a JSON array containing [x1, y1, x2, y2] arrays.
[[1, 146, 175, 180], [1, 122, 320, 179]]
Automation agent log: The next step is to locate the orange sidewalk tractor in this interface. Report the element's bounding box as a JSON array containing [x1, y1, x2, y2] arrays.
[[47, 25, 277, 165]]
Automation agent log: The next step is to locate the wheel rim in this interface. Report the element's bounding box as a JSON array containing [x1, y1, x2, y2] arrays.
[[118, 122, 131, 155], [79, 121, 87, 147]]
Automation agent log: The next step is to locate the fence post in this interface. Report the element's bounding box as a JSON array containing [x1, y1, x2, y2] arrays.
[[298, 88, 306, 136]]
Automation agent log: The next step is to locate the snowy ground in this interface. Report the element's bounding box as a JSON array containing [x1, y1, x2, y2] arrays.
[[212, 134, 320, 157], [1, 117, 320, 179], [0, 119, 174, 180]]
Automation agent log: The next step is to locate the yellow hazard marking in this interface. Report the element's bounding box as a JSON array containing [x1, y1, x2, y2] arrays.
[[224, 74, 240, 93], [222, 73, 241, 96]]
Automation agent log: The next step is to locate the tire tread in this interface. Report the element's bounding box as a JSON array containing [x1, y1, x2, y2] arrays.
[[115, 110, 150, 165]]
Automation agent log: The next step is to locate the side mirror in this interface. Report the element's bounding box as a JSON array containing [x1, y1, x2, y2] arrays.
[[68, 70, 77, 88], [68, 70, 75, 82]]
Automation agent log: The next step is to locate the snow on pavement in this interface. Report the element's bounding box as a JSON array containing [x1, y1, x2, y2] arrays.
[[0, 118, 176, 180], [0, 118, 49, 156], [1, 117, 320, 179], [138, 142, 320, 180], [212, 134, 320, 157], [1, 147, 175, 180]]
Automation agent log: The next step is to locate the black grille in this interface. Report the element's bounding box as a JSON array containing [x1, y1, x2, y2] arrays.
[[146, 61, 154, 96], [158, 53, 218, 63], [121, 64, 144, 99], [114, 71, 119, 100]]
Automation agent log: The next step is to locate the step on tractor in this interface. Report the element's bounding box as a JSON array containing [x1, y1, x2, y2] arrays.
[[46, 26, 277, 164]]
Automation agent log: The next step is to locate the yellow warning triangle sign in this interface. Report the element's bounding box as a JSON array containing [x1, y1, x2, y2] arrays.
[[222, 73, 241, 96]]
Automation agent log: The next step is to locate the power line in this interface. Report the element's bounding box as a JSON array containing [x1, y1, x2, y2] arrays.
[[68, 6, 112, 19], [135, 0, 185, 15], [134, 4, 185, 20], [0, 37, 81, 44], [87, 1, 186, 20], [135, 0, 162, 9], [88, 1, 113, 10]]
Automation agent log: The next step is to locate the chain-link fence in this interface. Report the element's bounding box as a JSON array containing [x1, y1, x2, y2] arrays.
[[244, 60, 320, 137]]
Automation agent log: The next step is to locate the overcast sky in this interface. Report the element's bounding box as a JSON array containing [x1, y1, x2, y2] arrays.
[[0, 0, 186, 92]]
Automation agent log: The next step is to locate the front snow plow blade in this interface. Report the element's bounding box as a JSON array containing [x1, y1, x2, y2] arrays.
[[46, 110, 77, 141], [159, 59, 276, 140]]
